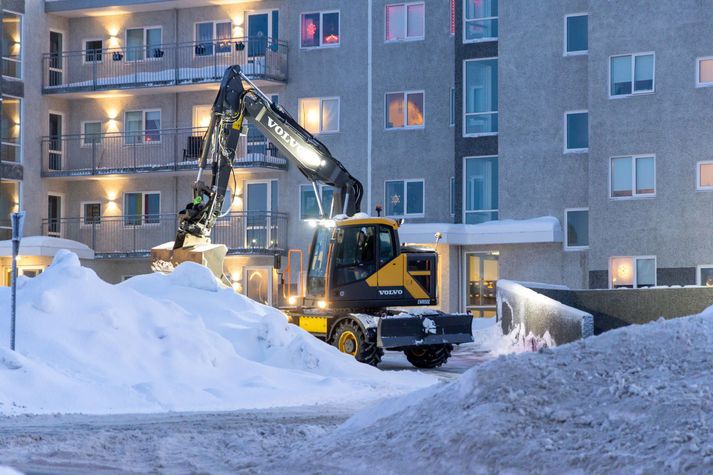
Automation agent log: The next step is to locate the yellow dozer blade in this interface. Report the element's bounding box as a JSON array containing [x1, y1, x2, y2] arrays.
[[150, 235, 230, 285]]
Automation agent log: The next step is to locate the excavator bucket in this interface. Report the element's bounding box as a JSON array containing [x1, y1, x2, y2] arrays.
[[150, 238, 229, 285]]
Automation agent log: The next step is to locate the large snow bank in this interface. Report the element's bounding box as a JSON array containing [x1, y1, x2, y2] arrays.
[[274, 308, 713, 474], [0, 251, 435, 415]]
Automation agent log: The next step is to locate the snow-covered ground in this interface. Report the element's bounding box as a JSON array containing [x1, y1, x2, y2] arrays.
[[0, 251, 434, 415]]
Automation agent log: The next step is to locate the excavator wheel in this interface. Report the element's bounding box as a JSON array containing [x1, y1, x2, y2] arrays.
[[330, 320, 382, 366], [404, 344, 453, 369]]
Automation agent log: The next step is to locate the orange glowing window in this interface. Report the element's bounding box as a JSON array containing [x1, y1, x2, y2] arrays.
[[699, 58, 713, 85], [698, 162, 713, 189], [386, 91, 424, 129], [301, 11, 339, 48]]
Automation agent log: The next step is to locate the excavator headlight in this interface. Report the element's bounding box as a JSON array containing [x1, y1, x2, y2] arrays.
[[288, 296, 297, 306], [317, 300, 328, 309]]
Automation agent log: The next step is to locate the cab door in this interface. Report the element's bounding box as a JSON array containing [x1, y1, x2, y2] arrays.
[[376, 225, 404, 298]]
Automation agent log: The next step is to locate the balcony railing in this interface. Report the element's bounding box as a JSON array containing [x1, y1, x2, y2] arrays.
[[41, 127, 287, 177], [43, 36, 288, 93], [41, 212, 288, 258]]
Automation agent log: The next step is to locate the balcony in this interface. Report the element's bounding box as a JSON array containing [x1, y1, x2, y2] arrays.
[[43, 37, 287, 95], [41, 127, 287, 177], [42, 212, 288, 258]]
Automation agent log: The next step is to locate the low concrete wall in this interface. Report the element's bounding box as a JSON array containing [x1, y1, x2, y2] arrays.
[[496, 280, 594, 348], [532, 286, 713, 334]]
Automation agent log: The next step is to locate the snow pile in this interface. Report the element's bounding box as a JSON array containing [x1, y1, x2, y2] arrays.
[[0, 251, 435, 415], [274, 308, 713, 474]]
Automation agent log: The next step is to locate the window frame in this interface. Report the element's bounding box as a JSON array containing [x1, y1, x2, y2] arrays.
[[2, 10, 23, 80], [124, 26, 163, 62], [696, 265, 713, 286], [696, 56, 713, 88], [449, 87, 456, 127], [609, 154, 656, 200], [450, 176, 455, 216], [82, 38, 104, 64], [384, 90, 426, 130], [564, 207, 589, 251], [384, 178, 425, 218], [608, 255, 657, 289], [463, 0, 498, 44], [608, 52, 656, 99], [385, 2, 426, 43], [696, 160, 713, 191], [463, 155, 499, 224], [463, 57, 498, 138], [298, 97, 340, 134], [81, 120, 102, 147], [122, 191, 161, 227], [79, 201, 102, 227], [564, 110, 589, 153], [123, 109, 162, 144], [299, 10, 341, 49], [563, 13, 588, 57], [193, 20, 232, 57], [299, 183, 334, 220], [1, 94, 22, 164]]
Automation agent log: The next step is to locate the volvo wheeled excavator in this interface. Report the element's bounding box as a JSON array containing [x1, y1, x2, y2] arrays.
[[151, 65, 473, 368]]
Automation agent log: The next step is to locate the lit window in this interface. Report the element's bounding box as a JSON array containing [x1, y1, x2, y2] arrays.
[[385, 91, 424, 129], [126, 27, 162, 61], [610, 155, 655, 198], [386, 2, 425, 42], [464, 58, 498, 136], [698, 266, 713, 286], [697, 161, 713, 190], [124, 110, 161, 144], [2, 11, 22, 79], [565, 14, 588, 55], [82, 121, 102, 146], [565, 209, 588, 250], [84, 39, 103, 63], [124, 192, 160, 225], [697, 57, 713, 87], [610, 53, 654, 97], [609, 256, 656, 288], [1, 95, 21, 163], [464, 0, 497, 42], [385, 180, 424, 217], [298, 97, 339, 134], [81, 202, 101, 225], [464, 156, 498, 224], [300, 184, 334, 220], [301, 11, 340, 48], [195, 21, 231, 56], [565, 111, 588, 152]]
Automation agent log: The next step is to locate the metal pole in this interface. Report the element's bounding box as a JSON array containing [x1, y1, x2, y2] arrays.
[[10, 211, 25, 351]]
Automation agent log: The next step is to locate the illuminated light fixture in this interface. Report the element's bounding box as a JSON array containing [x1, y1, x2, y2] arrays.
[[287, 296, 297, 305], [317, 300, 328, 309], [107, 35, 120, 49], [298, 148, 322, 168]]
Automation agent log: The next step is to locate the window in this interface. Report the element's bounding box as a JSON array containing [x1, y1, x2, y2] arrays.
[[126, 27, 162, 61], [81, 202, 101, 225], [1, 95, 21, 163], [385, 179, 424, 217], [610, 53, 655, 97], [124, 192, 160, 225], [449, 87, 456, 127], [195, 21, 232, 56], [450, 177, 455, 216], [385, 91, 424, 129], [697, 57, 713, 87], [82, 121, 102, 146], [697, 161, 713, 190], [609, 256, 656, 288], [301, 11, 340, 48], [465, 252, 499, 318], [298, 97, 339, 134], [300, 184, 334, 220], [124, 110, 161, 144], [610, 155, 655, 198], [84, 39, 103, 63], [565, 111, 588, 152], [697, 266, 713, 286], [464, 0, 497, 42], [385, 2, 425, 42], [464, 156, 498, 224], [565, 208, 588, 250], [464, 58, 498, 136], [334, 225, 377, 286], [2, 11, 22, 79], [565, 14, 588, 55]]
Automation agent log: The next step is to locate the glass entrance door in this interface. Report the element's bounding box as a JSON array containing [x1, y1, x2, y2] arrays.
[[245, 180, 277, 249], [244, 267, 272, 305], [247, 13, 269, 58], [465, 252, 499, 317], [48, 194, 62, 236], [49, 31, 63, 86]]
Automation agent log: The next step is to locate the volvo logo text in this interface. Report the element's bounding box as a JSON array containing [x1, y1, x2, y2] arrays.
[[378, 289, 403, 296]]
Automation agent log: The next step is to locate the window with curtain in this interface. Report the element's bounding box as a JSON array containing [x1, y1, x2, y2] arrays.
[[464, 58, 498, 135], [124, 110, 161, 144], [2, 11, 22, 78], [1, 95, 21, 163], [610, 53, 654, 96], [610, 256, 656, 288], [124, 192, 160, 225], [464, 0, 497, 42], [386, 2, 425, 41], [697, 58, 713, 86], [385, 91, 425, 129], [464, 156, 498, 224], [697, 161, 713, 190], [301, 11, 340, 48], [610, 155, 655, 198], [298, 97, 339, 134], [384, 180, 424, 217]]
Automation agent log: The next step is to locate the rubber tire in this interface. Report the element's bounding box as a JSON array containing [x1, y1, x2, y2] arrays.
[[330, 320, 382, 367], [404, 344, 453, 369]]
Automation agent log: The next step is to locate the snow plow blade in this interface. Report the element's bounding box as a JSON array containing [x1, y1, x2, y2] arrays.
[[150, 240, 229, 284], [377, 313, 473, 349]]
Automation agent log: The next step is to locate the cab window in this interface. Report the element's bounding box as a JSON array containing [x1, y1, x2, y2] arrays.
[[334, 225, 377, 286], [378, 226, 396, 266]]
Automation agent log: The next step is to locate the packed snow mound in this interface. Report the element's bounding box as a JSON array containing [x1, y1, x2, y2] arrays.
[[0, 252, 435, 415], [271, 308, 713, 474]]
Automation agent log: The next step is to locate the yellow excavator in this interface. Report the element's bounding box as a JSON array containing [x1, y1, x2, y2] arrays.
[[152, 66, 472, 367]]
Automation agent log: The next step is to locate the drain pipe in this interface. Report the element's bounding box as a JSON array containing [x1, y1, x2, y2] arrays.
[[366, 0, 373, 213]]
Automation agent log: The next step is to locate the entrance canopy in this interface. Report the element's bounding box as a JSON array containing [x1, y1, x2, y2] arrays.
[[0, 236, 95, 259], [399, 217, 563, 246]]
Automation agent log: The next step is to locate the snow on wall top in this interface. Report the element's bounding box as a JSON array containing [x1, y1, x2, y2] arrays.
[[0, 236, 94, 259]]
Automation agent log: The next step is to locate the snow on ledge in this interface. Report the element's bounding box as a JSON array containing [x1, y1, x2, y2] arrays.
[[0, 236, 95, 259], [398, 216, 563, 245]]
